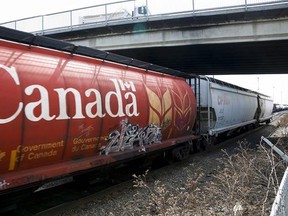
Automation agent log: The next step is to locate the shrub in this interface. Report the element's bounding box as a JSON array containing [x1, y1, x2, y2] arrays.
[[126, 140, 286, 216]]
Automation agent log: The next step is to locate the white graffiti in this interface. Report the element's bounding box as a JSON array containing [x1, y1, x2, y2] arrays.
[[101, 119, 162, 155], [0, 180, 10, 190], [78, 124, 95, 138]]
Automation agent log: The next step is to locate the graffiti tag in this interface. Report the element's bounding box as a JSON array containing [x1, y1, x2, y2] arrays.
[[0, 180, 10, 190], [101, 119, 162, 155]]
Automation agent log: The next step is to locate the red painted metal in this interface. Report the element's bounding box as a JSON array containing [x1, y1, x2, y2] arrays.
[[0, 39, 197, 192]]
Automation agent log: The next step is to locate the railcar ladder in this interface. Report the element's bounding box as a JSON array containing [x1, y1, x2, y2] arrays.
[[188, 75, 201, 136]]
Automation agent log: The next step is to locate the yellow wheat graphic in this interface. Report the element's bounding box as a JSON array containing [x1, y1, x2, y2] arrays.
[[145, 86, 172, 130], [172, 89, 192, 130]]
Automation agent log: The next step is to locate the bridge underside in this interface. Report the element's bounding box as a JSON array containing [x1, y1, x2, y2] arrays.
[[47, 5, 288, 76], [110, 40, 288, 75]]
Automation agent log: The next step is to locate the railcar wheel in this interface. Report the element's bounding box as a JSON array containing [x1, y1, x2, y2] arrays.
[[171, 143, 190, 161], [189, 139, 204, 153]]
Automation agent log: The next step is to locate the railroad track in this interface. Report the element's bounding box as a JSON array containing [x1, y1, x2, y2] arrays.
[[7, 162, 146, 215], [5, 112, 285, 216]]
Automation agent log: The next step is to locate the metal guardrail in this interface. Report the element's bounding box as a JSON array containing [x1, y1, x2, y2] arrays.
[[270, 167, 288, 216], [261, 136, 288, 216], [261, 136, 288, 162], [0, 0, 287, 35]]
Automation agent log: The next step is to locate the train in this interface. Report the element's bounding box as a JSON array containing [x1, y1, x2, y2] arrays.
[[273, 103, 288, 112], [193, 76, 273, 144], [0, 27, 273, 197]]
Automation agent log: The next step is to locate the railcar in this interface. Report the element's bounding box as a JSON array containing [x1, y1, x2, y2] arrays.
[[190, 76, 273, 144], [0, 26, 274, 198], [0, 27, 198, 195]]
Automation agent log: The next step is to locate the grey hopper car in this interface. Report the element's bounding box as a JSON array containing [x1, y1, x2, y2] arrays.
[[190, 75, 273, 144]]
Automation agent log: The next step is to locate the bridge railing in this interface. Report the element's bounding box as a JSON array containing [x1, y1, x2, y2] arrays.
[[0, 0, 287, 35]]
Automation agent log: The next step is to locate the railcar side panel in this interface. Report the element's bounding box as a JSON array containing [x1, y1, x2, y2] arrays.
[[0, 39, 197, 192], [258, 95, 273, 122], [210, 82, 258, 134], [193, 77, 272, 137]]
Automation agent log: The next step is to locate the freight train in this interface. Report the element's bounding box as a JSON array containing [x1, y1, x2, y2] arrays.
[[0, 27, 273, 197], [193, 76, 273, 144]]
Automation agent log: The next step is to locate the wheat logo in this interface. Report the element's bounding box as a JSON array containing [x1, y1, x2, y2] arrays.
[[172, 88, 193, 131], [145, 86, 172, 131], [0, 150, 5, 161]]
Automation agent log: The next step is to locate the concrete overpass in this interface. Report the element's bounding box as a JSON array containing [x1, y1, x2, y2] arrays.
[[15, 2, 288, 75]]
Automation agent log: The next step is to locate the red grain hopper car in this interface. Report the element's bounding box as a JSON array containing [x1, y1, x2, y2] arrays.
[[0, 27, 198, 194]]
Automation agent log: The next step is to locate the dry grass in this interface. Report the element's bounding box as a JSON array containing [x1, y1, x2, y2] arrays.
[[115, 113, 288, 216], [278, 114, 288, 128], [273, 113, 288, 152], [119, 140, 286, 216], [207, 141, 285, 215], [130, 169, 204, 216]]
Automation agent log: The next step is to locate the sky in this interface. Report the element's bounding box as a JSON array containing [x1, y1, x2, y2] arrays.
[[0, 0, 287, 104], [210, 75, 288, 104]]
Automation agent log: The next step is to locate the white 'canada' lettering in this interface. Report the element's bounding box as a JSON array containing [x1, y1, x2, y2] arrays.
[[0, 65, 139, 124], [0, 65, 23, 124]]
